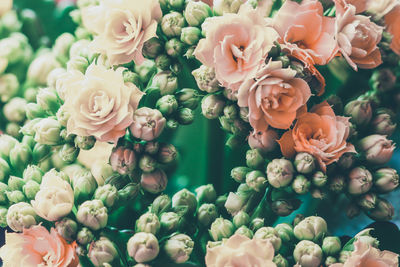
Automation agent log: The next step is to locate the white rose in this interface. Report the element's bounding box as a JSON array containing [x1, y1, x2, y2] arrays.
[[0, 0, 12, 17]]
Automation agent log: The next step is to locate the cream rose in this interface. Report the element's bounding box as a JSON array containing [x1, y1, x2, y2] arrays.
[[81, 0, 162, 66], [31, 169, 74, 221], [62, 64, 144, 143], [366, 0, 399, 18], [205, 234, 277, 267], [0, 0, 12, 17]]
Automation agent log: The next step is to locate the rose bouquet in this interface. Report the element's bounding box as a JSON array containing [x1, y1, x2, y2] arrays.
[[0, 0, 399, 266]]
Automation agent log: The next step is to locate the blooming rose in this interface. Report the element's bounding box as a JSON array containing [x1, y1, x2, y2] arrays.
[[237, 60, 311, 132], [81, 0, 162, 66], [0, 225, 79, 267], [205, 234, 277, 267], [335, 5, 383, 70], [385, 5, 400, 55], [31, 170, 74, 221], [272, 0, 338, 66], [334, 0, 368, 14], [0, 0, 12, 16], [331, 240, 399, 267], [62, 64, 143, 143], [278, 101, 356, 172], [194, 5, 279, 91]]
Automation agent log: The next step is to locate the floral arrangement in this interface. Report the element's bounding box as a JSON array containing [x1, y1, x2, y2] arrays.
[[0, 0, 399, 266]]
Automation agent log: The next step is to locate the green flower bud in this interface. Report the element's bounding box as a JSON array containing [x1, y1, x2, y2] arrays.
[[267, 159, 294, 188], [161, 12, 186, 37], [357, 193, 377, 210], [138, 154, 157, 173], [134, 59, 157, 84], [209, 217, 235, 241], [235, 225, 253, 239], [3, 97, 27, 123], [0, 134, 17, 160], [246, 170, 267, 192], [165, 38, 184, 58], [0, 158, 10, 183], [60, 143, 79, 164], [339, 250, 352, 263], [160, 212, 180, 232], [273, 254, 289, 267], [197, 203, 218, 227], [123, 71, 141, 87], [294, 153, 316, 174], [292, 175, 311, 195], [26, 103, 46, 120], [164, 234, 194, 264], [28, 53, 61, 86], [195, 184, 217, 204], [177, 108, 195, 125], [53, 33, 75, 63], [373, 168, 399, 193], [118, 183, 141, 202], [176, 88, 200, 110], [156, 95, 178, 116], [127, 232, 159, 263], [192, 65, 220, 93], [172, 189, 198, 215], [325, 256, 338, 265], [201, 94, 225, 119], [293, 240, 323, 267], [94, 184, 119, 208], [72, 171, 97, 202], [293, 214, 305, 226], [150, 194, 172, 215], [24, 87, 38, 103], [55, 217, 78, 243], [23, 165, 43, 183], [275, 223, 295, 243], [250, 218, 264, 232], [155, 54, 171, 70], [144, 142, 159, 156], [344, 99, 372, 126], [329, 175, 346, 193], [245, 149, 263, 169], [272, 199, 301, 217], [7, 202, 39, 232], [254, 227, 282, 251], [184, 1, 212, 27], [322, 236, 341, 256], [370, 68, 396, 92], [32, 143, 51, 164], [74, 135, 96, 150], [8, 176, 25, 191], [88, 237, 118, 267], [136, 212, 160, 235], [6, 190, 26, 204], [233, 211, 250, 228], [366, 197, 394, 221], [22, 179, 40, 200], [0, 206, 7, 227], [166, 119, 179, 130], [140, 169, 168, 194], [77, 227, 94, 245], [9, 142, 32, 173], [34, 118, 62, 145], [36, 88, 60, 115], [67, 56, 89, 73], [181, 27, 201, 45], [0, 74, 19, 102], [230, 167, 252, 183], [158, 143, 178, 164], [294, 216, 328, 243], [152, 71, 178, 95], [312, 171, 328, 187], [77, 199, 108, 231], [168, 0, 185, 11], [143, 37, 164, 59], [5, 123, 21, 139], [348, 167, 373, 195]]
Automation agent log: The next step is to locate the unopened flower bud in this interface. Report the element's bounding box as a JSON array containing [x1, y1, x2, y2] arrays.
[[136, 212, 160, 235], [249, 218, 264, 232], [72, 171, 97, 202], [3, 97, 27, 123], [275, 223, 295, 243], [310, 171, 327, 188], [213, 0, 246, 15], [233, 211, 250, 228], [77, 227, 94, 245], [158, 143, 178, 164], [7, 202, 39, 232], [141, 169, 168, 194], [28, 53, 61, 86], [344, 100, 372, 126], [156, 95, 178, 116], [77, 199, 108, 231], [164, 234, 194, 263], [32, 118, 62, 146], [209, 217, 234, 241], [55, 217, 78, 243], [338, 152, 356, 169], [176, 88, 200, 110], [293, 240, 323, 267], [246, 149, 264, 169], [139, 154, 157, 173], [325, 256, 338, 265], [359, 135, 395, 165], [161, 12, 186, 37], [235, 225, 254, 239], [25, 103, 46, 120], [22, 179, 40, 200], [88, 237, 118, 267], [0, 134, 18, 160], [109, 147, 136, 175], [339, 250, 352, 263], [196, 203, 218, 227], [230, 166, 252, 183], [184, 1, 212, 27], [142, 37, 163, 59], [369, 68, 396, 92], [74, 135, 96, 150], [348, 166, 373, 195], [201, 94, 225, 119], [294, 153, 316, 174], [0, 158, 10, 183], [118, 183, 140, 203], [155, 54, 171, 70], [273, 254, 289, 267], [248, 130, 278, 154], [36, 88, 61, 115], [60, 143, 79, 164], [367, 197, 394, 221], [134, 59, 157, 83], [94, 184, 119, 208], [372, 108, 397, 137], [181, 27, 201, 45], [267, 159, 294, 188], [373, 168, 399, 193], [67, 56, 89, 73], [150, 194, 171, 215], [127, 232, 159, 263], [0, 206, 7, 227], [0, 73, 19, 102], [192, 65, 220, 93], [130, 108, 166, 141], [6, 190, 26, 204], [271, 199, 301, 217], [165, 38, 184, 58], [292, 175, 311, 195], [254, 227, 282, 251], [172, 189, 197, 215], [195, 184, 217, 204], [160, 212, 180, 233], [8, 175, 25, 191], [322, 236, 341, 256], [294, 216, 328, 243], [246, 170, 267, 192], [357, 193, 377, 210], [9, 142, 32, 173], [32, 143, 51, 164]]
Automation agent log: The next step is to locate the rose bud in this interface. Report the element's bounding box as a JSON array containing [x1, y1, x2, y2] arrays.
[[110, 147, 136, 175], [344, 99, 372, 126], [366, 197, 394, 221], [94, 184, 119, 208], [127, 232, 159, 263], [160, 212, 180, 233], [266, 159, 294, 188], [0, 74, 19, 103], [74, 135, 96, 150], [140, 168, 168, 194], [158, 143, 178, 164], [197, 203, 219, 227], [22, 180, 40, 200], [77, 199, 108, 231], [250, 218, 264, 232], [275, 223, 295, 243], [6, 202, 39, 232], [294, 216, 328, 243], [359, 134, 395, 165], [293, 214, 305, 227], [234, 225, 253, 239], [346, 202, 361, 219], [312, 171, 328, 187], [164, 234, 194, 264], [72, 171, 97, 202], [273, 254, 289, 267], [165, 38, 184, 58], [176, 88, 200, 110], [325, 256, 338, 266], [292, 175, 311, 195], [155, 54, 172, 71], [271, 199, 301, 217], [88, 237, 118, 267], [348, 166, 373, 195], [184, 1, 212, 27], [130, 108, 166, 141], [369, 68, 396, 92], [322, 236, 341, 256], [294, 153, 316, 174], [156, 95, 178, 116], [230, 166, 252, 183], [0, 134, 18, 160], [77, 227, 94, 245], [254, 227, 282, 251], [181, 27, 201, 46], [373, 168, 399, 193], [150, 194, 171, 215], [357, 193, 377, 210], [3, 97, 26, 123], [248, 130, 278, 154], [209, 217, 234, 241], [201, 94, 225, 119], [246, 149, 264, 169], [33, 118, 62, 146], [161, 12, 186, 38], [338, 152, 356, 170], [246, 170, 267, 192], [55, 217, 78, 243], [142, 37, 163, 59], [8, 176, 25, 191], [195, 184, 217, 204], [139, 154, 157, 173], [293, 240, 323, 267], [172, 189, 197, 215], [136, 212, 160, 235], [192, 65, 220, 93], [371, 108, 397, 136], [339, 250, 352, 263], [151, 71, 178, 95], [233, 211, 250, 228]]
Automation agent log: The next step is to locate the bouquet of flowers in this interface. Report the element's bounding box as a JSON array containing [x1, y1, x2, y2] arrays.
[[0, 0, 399, 266]]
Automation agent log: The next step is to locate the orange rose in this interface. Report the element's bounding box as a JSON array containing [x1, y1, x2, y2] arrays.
[[278, 101, 356, 172], [237, 60, 311, 132], [385, 5, 400, 55], [0, 225, 79, 267]]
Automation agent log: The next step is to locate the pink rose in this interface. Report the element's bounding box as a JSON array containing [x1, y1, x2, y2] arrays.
[[0, 225, 79, 267], [331, 240, 398, 267], [237, 60, 311, 132], [248, 129, 278, 154], [129, 107, 166, 141], [334, 0, 368, 14], [335, 4, 383, 70], [385, 5, 400, 55], [194, 5, 279, 91], [205, 234, 276, 267], [81, 0, 162, 66], [62, 64, 144, 143]]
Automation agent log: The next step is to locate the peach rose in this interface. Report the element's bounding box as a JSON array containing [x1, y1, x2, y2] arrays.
[[205, 234, 276, 267], [81, 0, 162, 66], [331, 240, 398, 267], [0, 225, 79, 267], [385, 5, 400, 55], [272, 0, 338, 66], [0, 0, 12, 16], [62, 64, 144, 143], [335, 5, 383, 70], [334, 0, 368, 14], [194, 5, 279, 91], [237, 60, 311, 132], [278, 101, 356, 172]]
